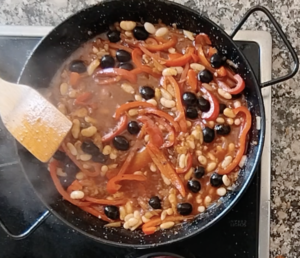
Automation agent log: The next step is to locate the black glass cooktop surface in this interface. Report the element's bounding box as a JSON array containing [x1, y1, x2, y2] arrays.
[[0, 36, 260, 258]]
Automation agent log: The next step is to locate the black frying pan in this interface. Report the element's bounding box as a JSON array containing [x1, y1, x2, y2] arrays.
[[14, 0, 298, 248]]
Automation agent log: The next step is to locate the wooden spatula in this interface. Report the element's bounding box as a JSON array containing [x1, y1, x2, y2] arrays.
[[0, 77, 72, 162]]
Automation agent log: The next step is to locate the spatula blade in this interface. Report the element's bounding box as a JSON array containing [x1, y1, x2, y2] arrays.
[[0, 83, 72, 163]]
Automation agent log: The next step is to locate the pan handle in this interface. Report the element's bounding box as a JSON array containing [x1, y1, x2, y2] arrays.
[[230, 5, 299, 88], [0, 210, 50, 240]]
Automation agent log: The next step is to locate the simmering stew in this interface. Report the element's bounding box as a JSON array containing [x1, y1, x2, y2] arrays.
[[48, 20, 251, 234]]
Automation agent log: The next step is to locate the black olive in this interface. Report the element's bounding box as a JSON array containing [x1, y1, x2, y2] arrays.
[[210, 53, 224, 69], [177, 203, 193, 215], [53, 150, 66, 162], [104, 205, 120, 220], [69, 60, 86, 73], [118, 62, 134, 71], [185, 106, 198, 119], [92, 152, 108, 164], [139, 86, 155, 100], [202, 127, 215, 143], [149, 196, 161, 209], [198, 97, 210, 112], [64, 157, 80, 174], [113, 136, 130, 151], [182, 92, 197, 106], [100, 55, 115, 69], [116, 49, 131, 62], [127, 121, 140, 135], [194, 166, 205, 179], [107, 30, 121, 43], [215, 124, 231, 135], [133, 26, 149, 40], [81, 141, 100, 155], [219, 103, 226, 114], [198, 69, 213, 83], [187, 180, 201, 193], [210, 172, 223, 187]]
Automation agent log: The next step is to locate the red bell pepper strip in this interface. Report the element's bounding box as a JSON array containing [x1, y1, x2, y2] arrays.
[[191, 53, 199, 63], [195, 33, 212, 46], [216, 74, 245, 95], [101, 115, 128, 142], [69, 72, 81, 87], [80, 206, 112, 222], [164, 47, 194, 67], [114, 101, 157, 120], [142, 226, 157, 235], [139, 45, 166, 63], [207, 47, 217, 58], [85, 197, 127, 206], [107, 174, 147, 194], [126, 147, 152, 174], [142, 215, 193, 235], [93, 68, 137, 84], [75, 92, 92, 105], [187, 69, 198, 92], [176, 153, 192, 174], [49, 160, 91, 207], [197, 45, 215, 73], [131, 48, 161, 78], [146, 142, 186, 197], [218, 106, 251, 175], [166, 75, 187, 132], [142, 35, 178, 51], [67, 180, 83, 193], [137, 115, 164, 148], [108, 42, 133, 53], [168, 53, 183, 60], [216, 66, 227, 77], [138, 108, 180, 133], [200, 87, 220, 121]]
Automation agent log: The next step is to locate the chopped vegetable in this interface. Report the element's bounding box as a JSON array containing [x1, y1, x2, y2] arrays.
[[102, 115, 128, 142]]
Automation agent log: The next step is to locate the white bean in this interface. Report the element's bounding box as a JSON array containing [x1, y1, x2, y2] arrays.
[[162, 67, 177, 76], [71, 119, 80, 139], [67, 142, 77, 156], [81, 126, 97, 137], [121, 83, 135, 94], [198, 155, 207, 165], [60, 82, 68, 95], [223, 108, 236, 118], [160, 221, 175, 229], [103, 145, 112, 155], [120, 21, 136, 31], [155, 27, 169, 37], [128, 109, 139, 117], [146, 99, 158, 106], [87, 59, 100, 75], [161, 88, 173, 100], [221, 156, 233, 169], [216, 117, 225, 124], [70, 190, 84, 200], [160, 98, 175, 108], [206, 162, 217, 172], [80, 154, 92, 161], [179, 154, 186, 169], [222, 175, 231, 187], [183, 30, 195, 41], [168, 47, 176, 54], [197, 206, 206, 212], [190, 63, 205, 72], [218, 88, 232, 100], [144, 22, 156, 34], [217, 187, 227, 196]]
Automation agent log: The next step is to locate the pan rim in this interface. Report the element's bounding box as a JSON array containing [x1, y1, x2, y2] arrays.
[[17, 0, 266, 248]]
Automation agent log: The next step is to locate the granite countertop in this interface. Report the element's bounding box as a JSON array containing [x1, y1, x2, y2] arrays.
[[0, 0, 299, 257]]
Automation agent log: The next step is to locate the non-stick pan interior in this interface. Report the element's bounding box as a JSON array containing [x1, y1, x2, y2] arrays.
[[18, 0, 265, 248]]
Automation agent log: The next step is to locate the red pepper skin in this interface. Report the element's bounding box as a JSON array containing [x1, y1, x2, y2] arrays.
[[216, 74, 245, 94], [217, 106, 251, 175], [200, 87, 220, 121]]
